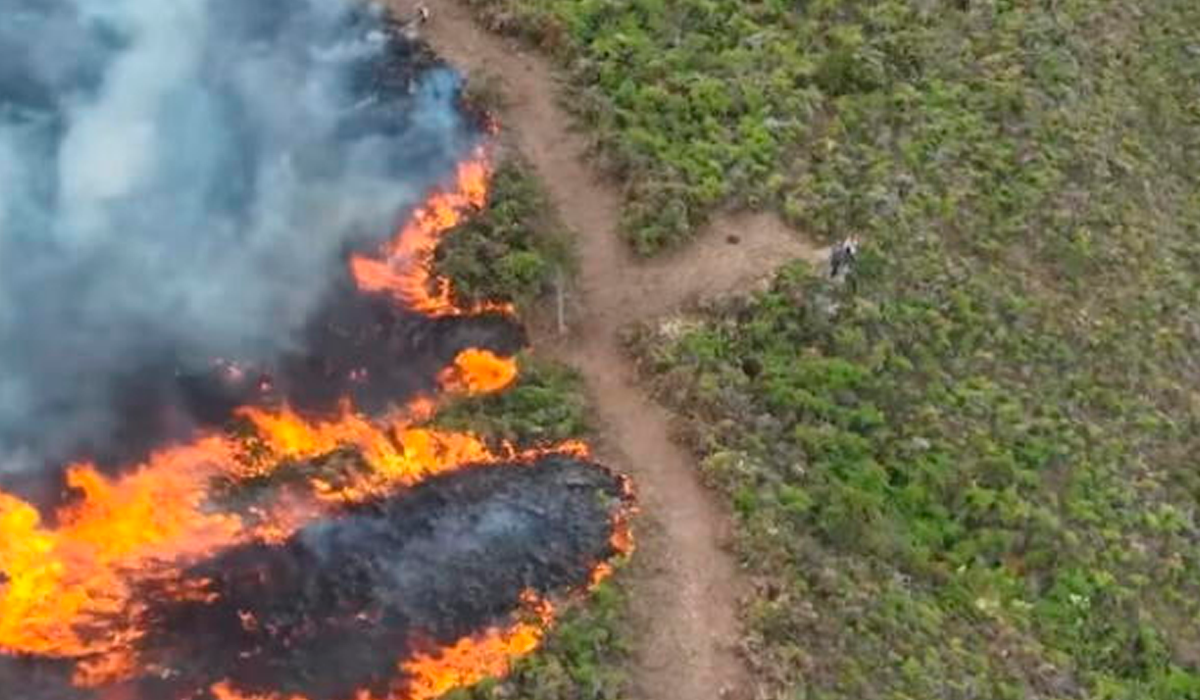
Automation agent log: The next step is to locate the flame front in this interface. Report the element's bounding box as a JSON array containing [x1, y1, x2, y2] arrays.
[[351, 153, 510, 317], [238, 402, 497, 502], [439, 348, 518, 396], [0, 144, 634, 700], [400, 592, 555, 700], [0, 438, 240, 665], [209, 594, 555, 700]]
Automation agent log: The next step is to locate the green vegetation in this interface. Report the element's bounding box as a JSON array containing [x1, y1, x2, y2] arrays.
[[465, 0, 1200, 255], [446, 0, 1200, 697], [436, 355, 589, 447], [453, 580, 631, 700], [436, 158, 573, 311], [632, 248, 1200, 698], [433, 357, 633, 700]]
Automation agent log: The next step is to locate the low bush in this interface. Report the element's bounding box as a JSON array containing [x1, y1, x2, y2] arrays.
[[437, 158, 573, 311]]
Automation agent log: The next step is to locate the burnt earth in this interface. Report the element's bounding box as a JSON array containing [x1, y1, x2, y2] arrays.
[[0, 456, 626, 700], [128, 455, 626, 700]]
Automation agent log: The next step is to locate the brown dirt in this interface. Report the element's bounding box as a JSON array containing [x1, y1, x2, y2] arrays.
[[402, 3, 827, 699]]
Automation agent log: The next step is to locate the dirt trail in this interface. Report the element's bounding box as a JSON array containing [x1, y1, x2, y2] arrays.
[[410, 3, 826, 699]]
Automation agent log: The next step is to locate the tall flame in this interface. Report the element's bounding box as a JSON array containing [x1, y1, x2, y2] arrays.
[[351, 152, 511, 316], [0, 438, 240, 663]]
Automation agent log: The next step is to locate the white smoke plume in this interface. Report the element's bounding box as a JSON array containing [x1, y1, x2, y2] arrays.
[[0, 0, 475, 471]]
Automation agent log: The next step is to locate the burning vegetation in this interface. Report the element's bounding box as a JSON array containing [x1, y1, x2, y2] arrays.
[[132, 456, 629, 700], [0, 7, 634, 700]]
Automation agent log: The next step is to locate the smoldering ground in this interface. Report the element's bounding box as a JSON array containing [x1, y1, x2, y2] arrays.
[[0, 455, 631, 700], [0, 0, 478, 477]]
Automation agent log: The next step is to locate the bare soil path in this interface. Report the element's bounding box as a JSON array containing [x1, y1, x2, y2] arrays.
[[407, 3, 826, 699]]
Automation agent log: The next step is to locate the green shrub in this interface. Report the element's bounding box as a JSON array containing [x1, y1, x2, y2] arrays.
[[436, 158, 573, 310], [434, 355, 589, 448], [632, 245, 1200, 698], [432, 358, 631, 699], [464, 0, 1200, 695]]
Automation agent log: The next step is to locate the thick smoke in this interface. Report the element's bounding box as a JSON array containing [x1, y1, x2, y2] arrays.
[[0, 0, 475, 471]]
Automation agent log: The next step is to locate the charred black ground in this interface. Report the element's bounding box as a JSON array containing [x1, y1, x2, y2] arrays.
[[1, 456, 629, 700], [93, 298, 526, 474]]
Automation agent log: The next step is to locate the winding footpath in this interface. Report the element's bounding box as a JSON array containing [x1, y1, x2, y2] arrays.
[[406, 3, 827, 698]]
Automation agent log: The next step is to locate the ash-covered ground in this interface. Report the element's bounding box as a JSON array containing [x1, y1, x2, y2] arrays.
[[0, 456, 629, 700]]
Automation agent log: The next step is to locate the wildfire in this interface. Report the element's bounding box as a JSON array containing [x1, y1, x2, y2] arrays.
[[208, 593, 554, 700], [351, 151, 512, 317], [0, 396, 609, 694], [211, 682, 306, 700], [0, 137, 634, 700], [400, 592, 555, 700], [589, 473, 638, 590], [439, 348, 518, 395], [0, 438, 241, 664], [237, 402, 497, 502]]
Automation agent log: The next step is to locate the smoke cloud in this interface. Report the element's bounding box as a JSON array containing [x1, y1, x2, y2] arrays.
[[0, 0, 475, 471]]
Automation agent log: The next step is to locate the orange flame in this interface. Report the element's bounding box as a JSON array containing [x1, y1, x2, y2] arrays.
[[351, 152, 511, 316], [210, 594, 554, 700], [211, 681, 307, 700], [400, 592, 555, 700], [0, 438, 240, 666], [439, 348, 518, 395], [0, 144, 634, 700], [589, 474, 637, 589], [238, 403, 496, 502]]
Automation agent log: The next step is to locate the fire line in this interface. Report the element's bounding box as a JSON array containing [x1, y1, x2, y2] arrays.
[[0, 134, 633, 700]]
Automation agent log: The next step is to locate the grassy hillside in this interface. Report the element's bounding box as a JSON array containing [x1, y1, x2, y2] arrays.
[[465, 0, 1198, 254], [454, 0, 1200, 697], [631, 255, 1200, 698]]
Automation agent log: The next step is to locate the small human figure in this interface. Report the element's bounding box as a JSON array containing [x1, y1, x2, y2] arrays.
[[829, 235, 860, 279], [395, 4, 430, 41]]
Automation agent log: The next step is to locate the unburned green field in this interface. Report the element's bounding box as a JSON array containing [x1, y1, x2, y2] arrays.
[[455, 0, 1200, 698]]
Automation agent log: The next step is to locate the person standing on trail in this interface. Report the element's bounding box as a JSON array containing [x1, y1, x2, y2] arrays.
[[393, 4, 430, 42], [829, 235, 860, 279]]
